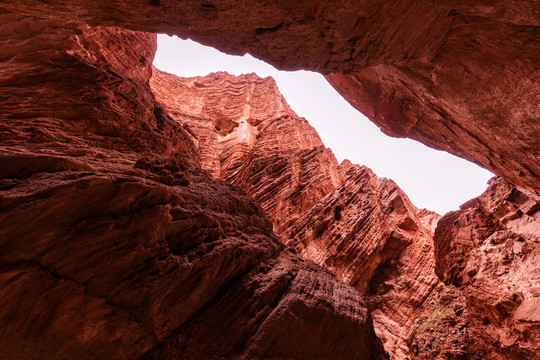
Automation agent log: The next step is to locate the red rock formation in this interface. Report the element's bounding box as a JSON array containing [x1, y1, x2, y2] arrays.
[[434, 177, 540, 359], [1, 2, 538, 358], [1, 0, 538, 199], [151, 69, 345, 236], [0, 13, 388, 360], [407, 284, 473, 360], [286, 166, 442, 359], [150, 69, 445, 359], [152, 67, 540, 360]]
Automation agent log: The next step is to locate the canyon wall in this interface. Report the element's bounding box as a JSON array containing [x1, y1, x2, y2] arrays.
[[434, 177, 540, 359], [0, 13, 388, 360], [150, 69, 345, 236], [151, 68, 540, 360], [150, 69, 446, 359], [1, 0, 538, 199], [0, 2, 538, 359]]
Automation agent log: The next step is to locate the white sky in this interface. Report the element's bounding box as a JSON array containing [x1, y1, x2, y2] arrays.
[[154, 35, 494, 215]]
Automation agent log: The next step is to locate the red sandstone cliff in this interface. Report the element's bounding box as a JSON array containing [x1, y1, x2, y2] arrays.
[[1, 2, 538, 359], [1, 0, 538, 200], [150, 67, 540, 360], [434, 177, 540, 359], [150, 69, 346, 236], [150, 69, 446, 359], [0, 13, 388, 360]]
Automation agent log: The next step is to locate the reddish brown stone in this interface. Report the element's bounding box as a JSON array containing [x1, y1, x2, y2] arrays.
[[434, 177, 540, 359], [151, 67, 540, 360], [150, 69, 446, 359], [1, 0, 538, 198], [150, 69, 345, 235], [0, 14, 387, 360], [1, 1, 539, 358]]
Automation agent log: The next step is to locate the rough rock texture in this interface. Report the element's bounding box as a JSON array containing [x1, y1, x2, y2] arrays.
[[434, 177, 540, 359], [0, 13, 388, 360], [2, 2, 539, 358], [286, 165, 442, 360], [407, 284, 473, 360], [1, 0, 538, 199], [150, 69, 345, 236], [150, 69, 445, 359]]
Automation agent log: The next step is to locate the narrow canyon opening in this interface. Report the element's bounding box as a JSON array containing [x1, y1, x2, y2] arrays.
[[154, 35, 494, 215], [0, 4, 538, 360]]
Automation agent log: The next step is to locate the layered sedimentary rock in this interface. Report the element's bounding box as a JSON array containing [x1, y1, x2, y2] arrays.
[[1, 0, 538, 199], [151, 69, 346, 236], [2, 2, 539, 358], [0, 13, 388, 359], [152, 67, 540, 359], [150, 69, 445, 359], [434, 177, 540, 359], [286, 166, 442, 359]]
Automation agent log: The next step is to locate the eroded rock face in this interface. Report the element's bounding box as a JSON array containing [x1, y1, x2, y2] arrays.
[[150, 69, 345, 236], [434, 177, 540, 359], [286, 165, 442, 360], [151, 68, 540, 360], [150, 69, 445, 359], [1, 0, 538, 199], [0, 13, 388, 360]]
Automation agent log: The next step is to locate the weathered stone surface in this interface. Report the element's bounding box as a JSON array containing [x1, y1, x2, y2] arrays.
[[152, 67, 540, 360], [141, 255, 385, 360], [286, 165, 442, 360], [325, 45, 539, 199], [434, 177, 540, 359], [407, 284, 473, 360], [1, 0, 538, 198], [2, 2, 539, 358], [150, 69, 345, 236], [0, 14, 388, 360], [150, 69, 444, 359]]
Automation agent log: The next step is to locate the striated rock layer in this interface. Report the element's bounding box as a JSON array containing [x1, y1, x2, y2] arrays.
[[151, 68, 540, 359], [434, 177, 540, 359], [150, 69, 446, 359], [150, 69, 345, 236], [1, 0, 538, 199], [0, 13, 388, 360], [285, 165, 442, 359]]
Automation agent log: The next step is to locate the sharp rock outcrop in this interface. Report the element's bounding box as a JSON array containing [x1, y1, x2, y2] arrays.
[[150, 67, 540, 360], [150, 69, 448, 359]]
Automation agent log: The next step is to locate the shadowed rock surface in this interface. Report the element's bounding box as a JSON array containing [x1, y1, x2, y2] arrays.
[[1, 0, 538, 199], [0, 13, 388, 360], [151, 67, 540, 359]]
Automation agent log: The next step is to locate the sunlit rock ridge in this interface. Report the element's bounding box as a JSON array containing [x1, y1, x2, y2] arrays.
[[150, 69, 540, 359]]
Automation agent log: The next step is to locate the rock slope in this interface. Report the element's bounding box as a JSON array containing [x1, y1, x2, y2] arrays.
[[434, 177, 540, 359], [150, 69, 444, 359], [0, 13, 388, 360], [1, 0, 538, 199]]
